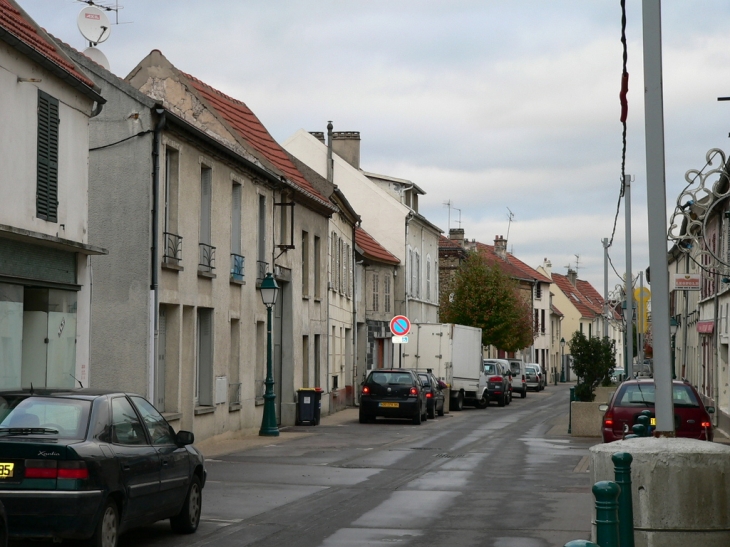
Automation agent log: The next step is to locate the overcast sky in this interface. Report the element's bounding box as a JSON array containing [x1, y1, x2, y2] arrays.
[[18, 0, 730, 292]]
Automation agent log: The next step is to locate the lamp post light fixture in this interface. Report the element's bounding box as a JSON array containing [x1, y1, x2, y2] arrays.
[[560, 337, 566, 383], [259, 272, 280, 437], [669, 316, 679, 380]]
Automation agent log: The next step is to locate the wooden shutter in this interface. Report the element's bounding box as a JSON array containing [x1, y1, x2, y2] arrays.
[[37, 91, 59, 222]]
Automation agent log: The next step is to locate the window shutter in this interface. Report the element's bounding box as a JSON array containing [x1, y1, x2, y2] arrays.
[[37, 91, 59, 222]]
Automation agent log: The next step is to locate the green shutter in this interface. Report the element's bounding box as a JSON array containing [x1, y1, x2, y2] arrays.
[[37, 90, 59, 223]]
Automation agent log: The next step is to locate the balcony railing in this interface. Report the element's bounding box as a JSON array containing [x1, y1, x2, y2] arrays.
[[163, 232, 183, 265], [256, 260, 268, 283], [231, 253, 245, 282], [198, 243, 216, 273], [229, 382, 241, 406]]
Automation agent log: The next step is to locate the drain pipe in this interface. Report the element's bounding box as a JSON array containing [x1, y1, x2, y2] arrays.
[[150, 106, 166, 404], [326, 121, 334, 400]]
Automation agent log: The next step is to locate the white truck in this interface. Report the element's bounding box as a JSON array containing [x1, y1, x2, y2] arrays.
[[402, 323, 487, 411]]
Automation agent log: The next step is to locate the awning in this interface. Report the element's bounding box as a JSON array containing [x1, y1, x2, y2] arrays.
[[697, 320, 714, 334]]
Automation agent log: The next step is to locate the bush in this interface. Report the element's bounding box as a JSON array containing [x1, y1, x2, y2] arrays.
[[568, 332, 616, 402]]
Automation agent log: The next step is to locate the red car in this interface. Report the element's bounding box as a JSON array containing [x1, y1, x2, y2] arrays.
[[599, 379, 715, 442]]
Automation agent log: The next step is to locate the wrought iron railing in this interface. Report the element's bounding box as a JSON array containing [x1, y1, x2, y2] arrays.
[[256, 260, 268, 283], [231, 253, 245, 281], [229, 382, 241, 406], [198, 243, 216, 273], [163, 232, 183, 265]]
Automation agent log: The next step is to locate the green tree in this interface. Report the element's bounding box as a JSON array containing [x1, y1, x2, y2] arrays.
[[441, 251, 534, 351], [569, 331, 617, 402]]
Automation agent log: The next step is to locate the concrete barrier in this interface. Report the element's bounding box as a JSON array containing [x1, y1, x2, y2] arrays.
[[570, 401, 603, 437], [590, 438, 730, 547], [594, 386, 616, 403]]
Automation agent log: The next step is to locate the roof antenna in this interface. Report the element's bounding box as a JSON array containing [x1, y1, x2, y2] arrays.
[[574, 254, 581, 277], [69, 374, 84, 388], [506, 207, 515, 241]]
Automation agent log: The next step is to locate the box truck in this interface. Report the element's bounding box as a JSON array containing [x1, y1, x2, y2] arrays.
[[402, 323, 487, 411]]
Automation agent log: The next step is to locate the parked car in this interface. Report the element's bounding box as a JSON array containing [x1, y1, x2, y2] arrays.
[[0, 500, 6, 547], [507, 359, 528, 398], [0, 389, 205, 547], [599, 379, 715, 442], [525, 364, 543, 392], [483, 360, 511, 407], [417, 371, 446, 419], [359, 369, 428, 424]]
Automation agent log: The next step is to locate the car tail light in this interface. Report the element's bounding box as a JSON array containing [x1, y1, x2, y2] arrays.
[[362, 386, 370, 395], [522, 375, 526, 382], [58, 461, 88, 480], [426, 392, 432, 398], [702, 421, 711, 428], [409, 387, 418, 396], [603, 411, 614, 428], [491, 376, 503, 383], [24, 460, 57, 479]]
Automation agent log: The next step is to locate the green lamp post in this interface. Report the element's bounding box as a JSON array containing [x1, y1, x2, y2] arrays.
[[670, 316, 679, 380], [560, 337, 566, 383], [259, 272, 280, 437]]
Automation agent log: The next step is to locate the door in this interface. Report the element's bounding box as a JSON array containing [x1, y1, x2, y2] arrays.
[[109, 396, 161, 522]]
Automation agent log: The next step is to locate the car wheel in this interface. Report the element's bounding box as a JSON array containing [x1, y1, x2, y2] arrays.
[[427, 401, 436, 419], [452, 392, 464, 411], [413, 405, 422, 425], [359, 408, 370, 424], [89, 499, 118, 547], [521, 388, 527, 399], [475, 392, 489, 409], [437, 401, 445, 416], [498, 393, 506, 407], [171, 475, 202, 534], [422, 404, 428, 422]]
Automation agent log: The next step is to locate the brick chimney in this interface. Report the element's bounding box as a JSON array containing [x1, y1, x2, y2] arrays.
[[567, 268, 578, 286], [494, 235, 507, 260], [449, 228, 465, 247], [332, 131, 360, 169], [542, 258, 552, 277]]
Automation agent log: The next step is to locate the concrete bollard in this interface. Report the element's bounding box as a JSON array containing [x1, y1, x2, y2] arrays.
[[593, 480, 621, 547], [564, 541, 600, 547], [613, 452, 635, 547]]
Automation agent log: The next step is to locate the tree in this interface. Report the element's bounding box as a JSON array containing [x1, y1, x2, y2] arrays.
[[569, 331, 617, 402], [440, 251, 534, 351]]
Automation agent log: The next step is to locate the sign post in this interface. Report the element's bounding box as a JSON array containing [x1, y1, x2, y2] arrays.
[[390, 316, 410, 369]]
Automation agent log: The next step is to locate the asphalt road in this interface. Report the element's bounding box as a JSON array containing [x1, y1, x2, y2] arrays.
[[13, 383, 600, 547]]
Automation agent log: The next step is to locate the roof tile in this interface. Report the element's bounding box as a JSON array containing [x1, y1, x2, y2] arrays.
[[356, 227, 400, 265], [475, 242, 552, 284]]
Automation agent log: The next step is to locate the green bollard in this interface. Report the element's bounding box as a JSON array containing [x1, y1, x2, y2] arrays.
[[623, 433, 639, 440], [564, 541, 600, 547], [568, 386, 576, 434], [631, 424, 646, 437], [636, 414, 650, 435], [593, 480, 621, 547], [613, 452, 635, 547]]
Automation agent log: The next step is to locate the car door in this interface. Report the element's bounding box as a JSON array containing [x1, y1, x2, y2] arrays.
[[129, 396, 190, 517], [109, 396, 161, 522]]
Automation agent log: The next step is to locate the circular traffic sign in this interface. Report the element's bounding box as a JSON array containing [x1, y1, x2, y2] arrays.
[[389, 315, 411, 336]]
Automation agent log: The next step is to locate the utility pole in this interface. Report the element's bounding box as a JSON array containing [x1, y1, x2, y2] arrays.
[[624, 174, 634, 381], [603, 238, 609, 338], [638, 270, 644, 367], [642, 0, 674, 434]]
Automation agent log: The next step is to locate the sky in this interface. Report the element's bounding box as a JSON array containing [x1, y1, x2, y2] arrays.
[[16, 0, 730, 293]]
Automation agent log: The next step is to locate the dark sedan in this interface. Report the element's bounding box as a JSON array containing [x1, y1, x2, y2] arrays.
[[359, 369, 428, 424], [417, 371, 446, 419], [0, 389, 205, 547]]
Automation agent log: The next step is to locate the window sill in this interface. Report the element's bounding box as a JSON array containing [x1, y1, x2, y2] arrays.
[[228, 403, 241, 412], [162, 262, 184, 272], [314, 297, 322, 302], [194, 406, 215, 416], [162, 412, 182, 422], [198, 270, 216, 279], [230, 277, 246, 286], [302, 295, 310, 300], [255, 397, 264, 407]]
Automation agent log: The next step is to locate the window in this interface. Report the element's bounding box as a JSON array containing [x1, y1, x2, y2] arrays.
[[314, 334, 321, 388], [229, 319, 240, 403], [426, 255, 432, 301], [541, 309, 546, 334], [347, 244, 353, 298], [535, 284, 542, 299], [130, 396, 175, 445], [337, 237, 343, 293], [408, 248, 414, 295], [196, 308, 213, 406], [302, 231, 309, 296], [534, 309, 539, 332], [231, 183, 243, 281], [302, 335, 309, 388], [199, 165, 214, 272], [342, 242, 348, 296], [163, 148, 182, 265], [384, 274, 391, 313], [372, 272, 379, 312], [314, 236, 321, 298], [257, 195, 266, 281], [111, 397, 147, 445], [36, 90, 59, 222]]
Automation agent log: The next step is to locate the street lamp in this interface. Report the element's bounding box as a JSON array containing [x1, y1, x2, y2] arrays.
[[259, 272, 280, 437], [560, 337, 566, 383], [669, 316, 679, 380]]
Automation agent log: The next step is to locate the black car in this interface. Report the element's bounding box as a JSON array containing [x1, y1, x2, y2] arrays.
[[483, 360, 511, 406], [359, 369, 428, 424], [0, 389, 206, 547], [0, 500, 6, 547], [417, 371, 446, 419]]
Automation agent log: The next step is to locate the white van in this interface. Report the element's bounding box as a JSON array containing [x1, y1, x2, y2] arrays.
[[507, 359, 528, 398]]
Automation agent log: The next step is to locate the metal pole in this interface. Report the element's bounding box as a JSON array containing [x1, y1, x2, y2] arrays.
[[624, 175, 634, 380], [638, 270, 644, 366], [642, 0, 674, 434], [603, 238, 609, 339], [681, 253, 689, 378], [612, 452, 635, 547], [260, 303, 279, 436]]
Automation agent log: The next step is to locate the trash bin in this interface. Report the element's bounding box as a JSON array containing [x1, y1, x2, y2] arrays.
[[296, 388, 322, 426]]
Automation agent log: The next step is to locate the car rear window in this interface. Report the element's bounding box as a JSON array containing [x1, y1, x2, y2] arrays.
[[417, 374, 431, 387], [0, 396, 91, 439], [483, 363, 498, 374], [615, 384, 700, 408], [368, 372, 414, 385], [509, 363, 521, 374]]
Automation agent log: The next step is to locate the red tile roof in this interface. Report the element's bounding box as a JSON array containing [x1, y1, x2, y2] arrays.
[[551, 304, 564, 317], [0, 0, 95, 89], [475, 242, 552, 284], [552, 274, 603, 319], [439, 235, 463, 250], [181, 72, 328, 203], [356, 227, 400, 265], [577, 279, 622, 320]]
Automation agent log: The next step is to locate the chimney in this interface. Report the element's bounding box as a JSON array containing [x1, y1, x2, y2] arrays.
[[309, 131, 325, 144], [543, 258, 552, 277], [494, 235, 507, 260], [449, 228, 465, 247], [332, 131, 361, 169], [567, 268, 578, 286]]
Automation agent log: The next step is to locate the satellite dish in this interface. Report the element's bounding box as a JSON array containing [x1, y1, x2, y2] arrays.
[[77, 6, 111, 45], [83, 47, 110, 71]]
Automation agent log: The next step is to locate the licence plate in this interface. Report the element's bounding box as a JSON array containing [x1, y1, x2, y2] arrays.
[[379, 402, 399, 408], [0, 463, 14, 478], [650, 418, 656, 426]]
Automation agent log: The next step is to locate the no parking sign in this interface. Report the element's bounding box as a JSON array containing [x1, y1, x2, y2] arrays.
[[389, 315, 411, 337]]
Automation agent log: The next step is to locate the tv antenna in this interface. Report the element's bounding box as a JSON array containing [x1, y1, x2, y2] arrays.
[[454, 208, 462, 229], [506, 207, 515, 241], [574, 254, 581, 276], [76, 1, 125, 25], [443, 200, 452, 231]]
